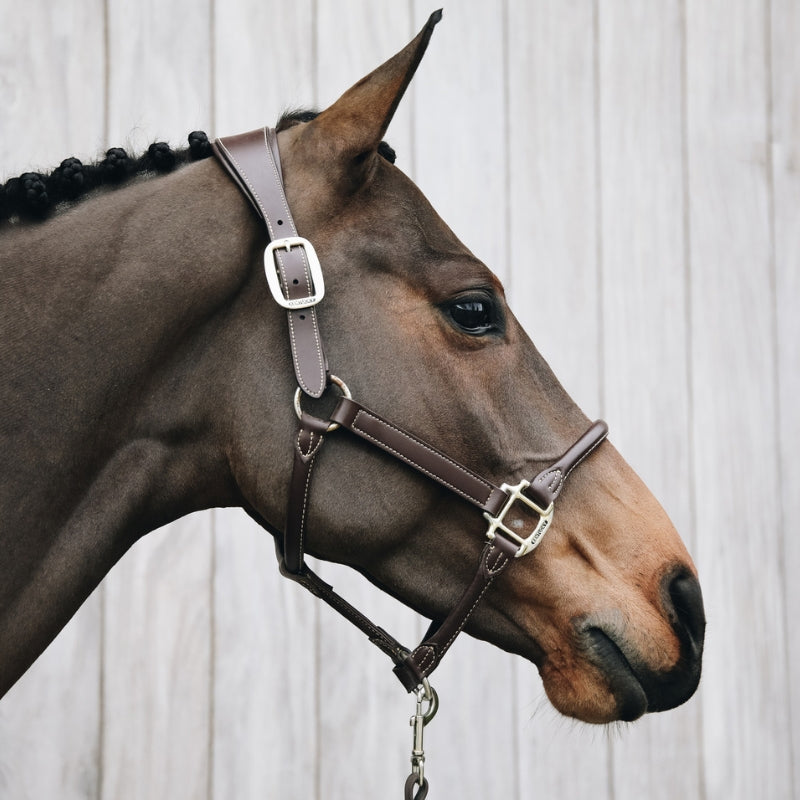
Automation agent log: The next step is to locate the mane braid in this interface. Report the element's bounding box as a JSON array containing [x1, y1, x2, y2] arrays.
[[1, 114, 397, 225], [0, 131, 213, 224]]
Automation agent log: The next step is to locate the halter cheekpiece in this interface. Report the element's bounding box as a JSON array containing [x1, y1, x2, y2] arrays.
[[212, 126, 608, 797]]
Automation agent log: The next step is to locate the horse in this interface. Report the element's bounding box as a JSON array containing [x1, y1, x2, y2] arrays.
[[0, 8, 704, 774]]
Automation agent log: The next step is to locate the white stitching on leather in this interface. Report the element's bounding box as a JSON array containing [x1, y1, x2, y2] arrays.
[[261, 129, 325, 396], [216, 139, 269, 218], [350, 409, 493, 508]]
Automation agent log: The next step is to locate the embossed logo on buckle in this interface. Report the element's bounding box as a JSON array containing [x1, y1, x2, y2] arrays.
[[264, 236, 326, 310], [483, 480, 554, 558]]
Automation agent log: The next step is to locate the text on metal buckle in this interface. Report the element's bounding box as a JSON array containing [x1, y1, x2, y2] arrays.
[[264, 236, 326, 310], [483, 480, 554, 558]]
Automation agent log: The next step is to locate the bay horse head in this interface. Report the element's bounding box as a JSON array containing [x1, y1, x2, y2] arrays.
[[0, 11, 703, 731]]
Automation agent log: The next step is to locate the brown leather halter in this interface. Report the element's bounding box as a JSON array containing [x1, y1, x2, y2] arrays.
[[213, 127, 608, 795]]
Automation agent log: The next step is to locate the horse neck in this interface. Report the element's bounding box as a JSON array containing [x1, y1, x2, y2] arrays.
[[0, 159, 268, 694]]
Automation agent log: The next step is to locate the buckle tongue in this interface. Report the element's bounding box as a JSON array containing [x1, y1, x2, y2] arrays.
[[483, 480, 554, 558], [264, 236, 325, 310]]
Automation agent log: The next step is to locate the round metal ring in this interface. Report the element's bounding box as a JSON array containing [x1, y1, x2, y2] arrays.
[[293, 374, 352, 433]]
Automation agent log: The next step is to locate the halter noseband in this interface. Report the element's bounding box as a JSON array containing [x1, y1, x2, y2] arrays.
[[213, 126, 608, 792]]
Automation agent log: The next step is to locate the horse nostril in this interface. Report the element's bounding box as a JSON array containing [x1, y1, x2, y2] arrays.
[[664, 571, 706, 655]]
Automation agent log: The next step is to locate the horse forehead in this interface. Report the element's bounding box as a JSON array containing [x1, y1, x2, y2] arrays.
[[350, 167, 501, 286]]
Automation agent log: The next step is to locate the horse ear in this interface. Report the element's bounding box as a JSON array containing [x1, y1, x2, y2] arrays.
[[300, 10, 442, 186]]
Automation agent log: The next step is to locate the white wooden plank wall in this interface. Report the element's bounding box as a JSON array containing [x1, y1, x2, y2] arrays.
[[0, 2, 797, 799]]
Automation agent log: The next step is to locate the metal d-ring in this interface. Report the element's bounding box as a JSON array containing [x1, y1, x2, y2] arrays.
[[293, 374, 352, 432]]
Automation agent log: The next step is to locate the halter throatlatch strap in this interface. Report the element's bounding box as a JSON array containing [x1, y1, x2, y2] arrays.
[[212, 128, 328, 398]]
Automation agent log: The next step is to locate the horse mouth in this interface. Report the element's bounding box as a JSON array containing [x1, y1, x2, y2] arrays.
[[582, 628, 649, 721]]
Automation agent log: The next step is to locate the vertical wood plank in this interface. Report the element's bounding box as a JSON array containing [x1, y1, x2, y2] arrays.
[[211, 3, 317, 799], [211, 510, 319, 800], [312, 4, 420, 798], [0, 0, 106, 174], [771, 0, 800, 797], [507, 0, 601, 413], [685, 0, 793, 796], [100, 2, 214, 798], [410, 4, 520, 799], [506, 3, 609, 797], [0, 3, 105, 798], [597, 3, 703, 798]]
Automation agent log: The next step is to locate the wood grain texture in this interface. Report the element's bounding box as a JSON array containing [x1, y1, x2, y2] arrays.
[[0, 3, 105, 798], [99, 3, 214, 798], [771, 1, 800, 797], [685, 0, 793, 797], [212, 510, 318, 800]]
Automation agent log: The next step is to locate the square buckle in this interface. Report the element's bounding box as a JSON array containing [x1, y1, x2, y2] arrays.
[[483, 480, 554, 558], [264, 236, 326, 310]]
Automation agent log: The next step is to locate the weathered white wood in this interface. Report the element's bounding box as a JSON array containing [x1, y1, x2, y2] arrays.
[[212, 0, 316, 136], [597, 3, 703, 798], [212, 510, 319, 800], [101, 516, 212, 800], [100, 3, 214, 798], [0, 1, 106, 174], [506, 0, 602, 414], [410, 4, 520, 798], [0, 3, 105, 798], [506, 3, 609, 797], [771, 1, 800, 798], [685, 0, 793, 797], [211, 3, 317, 798], [312, 5, 420, 798]]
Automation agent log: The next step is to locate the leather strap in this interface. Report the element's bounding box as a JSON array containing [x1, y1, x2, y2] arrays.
[[282, 396, 608, 691], [283, 412, 329, 574], [393, 537, 517, 691], [527, 420, 609, 508], [330, 397, 508, 516], [212, 128, 328, 397]]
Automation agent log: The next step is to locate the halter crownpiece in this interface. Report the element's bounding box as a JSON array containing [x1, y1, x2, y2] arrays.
[[212, 125, 608, 792]]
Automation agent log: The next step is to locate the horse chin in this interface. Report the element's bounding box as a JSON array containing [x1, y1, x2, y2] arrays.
[[538, 616, 704, 725]]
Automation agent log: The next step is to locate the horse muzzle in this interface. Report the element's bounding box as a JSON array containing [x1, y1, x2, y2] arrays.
[[577, 568, 705, 721]]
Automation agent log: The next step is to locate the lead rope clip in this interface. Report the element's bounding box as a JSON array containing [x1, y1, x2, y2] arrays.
[[404, 679, 438, 800]]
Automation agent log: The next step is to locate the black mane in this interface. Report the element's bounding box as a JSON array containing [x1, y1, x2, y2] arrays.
[[0, 132, 213, 224], [0, 109, 396, 224]]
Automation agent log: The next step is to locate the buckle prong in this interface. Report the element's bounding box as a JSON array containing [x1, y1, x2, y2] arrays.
[[483, 480, 554, 557]]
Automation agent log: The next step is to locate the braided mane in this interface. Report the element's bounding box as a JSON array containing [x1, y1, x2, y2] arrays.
[[0, 109, 396, 225], [0, 132, 213, 224]]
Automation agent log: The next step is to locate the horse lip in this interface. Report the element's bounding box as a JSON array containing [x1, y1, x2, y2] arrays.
[[581, 627, 649, 721]]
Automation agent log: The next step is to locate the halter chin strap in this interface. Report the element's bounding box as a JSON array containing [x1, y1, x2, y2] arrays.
[[212, 126, 609, 692]]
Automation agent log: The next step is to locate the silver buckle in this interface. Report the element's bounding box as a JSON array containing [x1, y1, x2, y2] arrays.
[[483, 480, 554, 558], [264, 236, 325, 310]]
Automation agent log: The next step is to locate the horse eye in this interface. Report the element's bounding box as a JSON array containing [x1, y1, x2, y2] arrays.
[[446, 295, 498, 335]]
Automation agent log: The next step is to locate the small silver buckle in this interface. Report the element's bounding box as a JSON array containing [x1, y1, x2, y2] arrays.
[[483, 480, 554, 558], [264, 236, 325, 310]]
